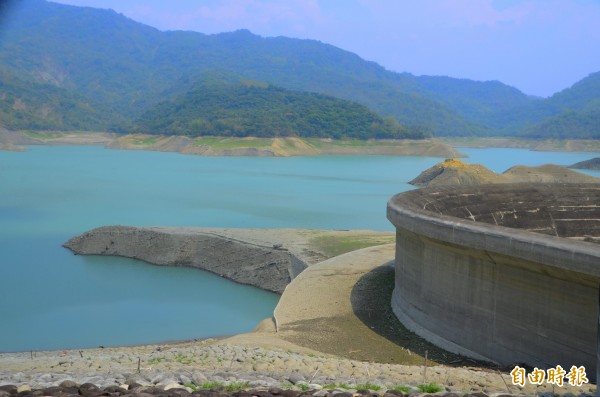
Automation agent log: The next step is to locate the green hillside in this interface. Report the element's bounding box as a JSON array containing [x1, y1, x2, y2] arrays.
[[0, 67, 121, 131], [0, 0, 485, 135], [133, 81, 425, 139], [0, 0, 598, 139], [525, 109, 600, 139]]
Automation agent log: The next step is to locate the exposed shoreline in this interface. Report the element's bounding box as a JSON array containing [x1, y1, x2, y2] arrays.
[[0, 130, 463, 158], [2, 226, 596, 395], [2, 130, 600, 157], [441, 137, 600, 152], [63, 226, 395, 294]]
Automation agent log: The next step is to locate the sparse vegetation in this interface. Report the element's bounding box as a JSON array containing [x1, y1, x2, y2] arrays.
[[148, 357, 164, 365], [199, 381, 249, 391], [200, 381, 223, 390], [297, 383, 309, 391], [174, 354, 194, 364], [417, 383, 443, 393], [310, 234, 395, 258], [183, 383, 198, 391], [224, 381, 250, 391], [355, 383, 381, 391]]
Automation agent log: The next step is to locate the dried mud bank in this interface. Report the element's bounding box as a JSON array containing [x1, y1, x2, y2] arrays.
[[63, 226, 394, 294], [441, 137, 600, 153], [0, 130, 462, 158]]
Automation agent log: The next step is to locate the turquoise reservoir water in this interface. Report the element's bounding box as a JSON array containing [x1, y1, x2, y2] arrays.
[[0, 145, 598, 352]]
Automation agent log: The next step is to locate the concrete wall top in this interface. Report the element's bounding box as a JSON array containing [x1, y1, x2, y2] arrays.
[[387, 183, 600, 278]]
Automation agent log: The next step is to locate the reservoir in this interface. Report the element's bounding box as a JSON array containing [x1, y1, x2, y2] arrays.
[[0, 145, 598, 352]]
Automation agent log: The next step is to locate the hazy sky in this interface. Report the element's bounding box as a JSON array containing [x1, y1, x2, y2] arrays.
[[47, 0, 600, 97]]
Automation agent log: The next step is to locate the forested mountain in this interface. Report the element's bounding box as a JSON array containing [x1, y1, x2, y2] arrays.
[[524, 109, 600, 139], [0, 0, 598, 138], [0, 67, 121, 131], [134, 80, 424, 139]]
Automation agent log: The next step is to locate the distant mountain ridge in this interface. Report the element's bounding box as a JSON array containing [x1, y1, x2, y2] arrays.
[[0, 0, 598, 138]]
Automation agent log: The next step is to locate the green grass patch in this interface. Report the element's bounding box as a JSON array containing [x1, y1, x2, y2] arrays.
[[193, 136, 273, 149], [298, 383, 309, 391], [417, 383, 443, 393], [310, 234, 394, 257], [224, 382, 250, 391], [148, 357, 164, 365], [200, 381, 223, 390], [174, 354, 194, 364], [355, 383, 381, 391], [199, 381, 249, 391], [23, 131, 63, 140]]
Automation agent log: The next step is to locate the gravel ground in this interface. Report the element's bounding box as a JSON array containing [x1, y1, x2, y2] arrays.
[[0, 338, 596, 396]]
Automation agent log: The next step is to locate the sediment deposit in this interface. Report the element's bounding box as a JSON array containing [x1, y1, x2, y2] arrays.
[[410, 158, 600, 187], [0, 130, 463, 158]]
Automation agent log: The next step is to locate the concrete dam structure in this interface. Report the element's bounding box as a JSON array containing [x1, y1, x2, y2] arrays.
[[387, 183, 600, 377]]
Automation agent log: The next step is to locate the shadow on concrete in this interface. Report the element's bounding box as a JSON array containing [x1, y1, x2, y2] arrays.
[[350, 263, 498, 369]]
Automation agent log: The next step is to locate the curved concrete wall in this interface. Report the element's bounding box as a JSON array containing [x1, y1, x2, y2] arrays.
[[387, 184, 600, 375]]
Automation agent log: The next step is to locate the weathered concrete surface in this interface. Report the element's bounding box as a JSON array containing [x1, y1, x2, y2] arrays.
[[387, 183, 600, 377]]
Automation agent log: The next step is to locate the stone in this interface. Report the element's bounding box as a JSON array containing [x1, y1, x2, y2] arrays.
[[17, 386, 32, 394], [0, 389, 15, 397], [272, 389, 298, 397], [382, 392, 404, 397], [178, 375, 192, 387], [59, 381, 78, 389], [163, 384, 185, 391], [190, 374, 207, 387], [249, 390, 273, 397], [248, 381, 269, 388], [103, 386, 127, 394], [287, 374, 305, 385], [330, 393, 352, 397], [126, 383, 144, 391], [79, 383, 102, 397]]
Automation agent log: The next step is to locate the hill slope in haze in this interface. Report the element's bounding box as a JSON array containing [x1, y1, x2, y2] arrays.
[[0, 0, 598, 138]]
